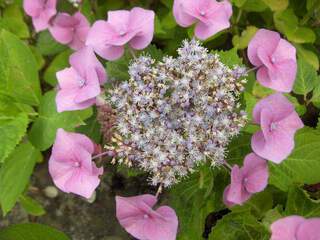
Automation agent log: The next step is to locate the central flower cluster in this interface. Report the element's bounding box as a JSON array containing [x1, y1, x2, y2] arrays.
[[109, 40, 247, 187]]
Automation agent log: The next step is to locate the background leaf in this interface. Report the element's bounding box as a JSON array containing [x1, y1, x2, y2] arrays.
[[0, 223, 70, 240], [28, 91, 92, 151], [0, 142, 41, 215]]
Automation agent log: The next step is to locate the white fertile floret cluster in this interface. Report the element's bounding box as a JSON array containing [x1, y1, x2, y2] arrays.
[[108, 39, 247, 187]]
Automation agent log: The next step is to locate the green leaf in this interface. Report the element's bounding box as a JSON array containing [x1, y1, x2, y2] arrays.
[[0, 113, 29, 163], [215, 48, 243, 67], [232, 26, 258, 50], [106, 50, 131, 81], [44, 49, 73, 86], [28, 91, 92, 151], [0, 142, 41, 215], [311, 77, 320, 105], [36, 31, 67, 56], [285, 187, 320, 217], [76, 111, 101, 143], [231, 190, 274, 219], [241, 0, 268, 12], [227, 133, 251, 165], [168, 166, 227, 240], [274, 9, 316, 43], [262, 0, 288, 11], [231, 0, 247, 8], [209, 210, 270, 240], [0, 18, 29, 39], [269, 128, 320, 191], [19, 195, 46, 216], [30, 46, 45, 71], [293, 58, 318, 96], [0, 30, 41, 106], [262, 206, 283, 229], [0, 223, 70, 240], [295, 44, 319, 70]]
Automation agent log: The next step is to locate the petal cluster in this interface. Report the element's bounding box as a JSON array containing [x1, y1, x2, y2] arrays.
[[173, 0, 232, 40], [49, 128, 103, 198], [23, 0, 57, 32], [271, 216, 320, 240], [116, 194, 178, 240], [56, 46, 107, 112], [248, 29, 297, 92], [49, 12, 90, 50], [251, 93, 303, 163], [223, 153, 269, 207], [86, 7, 155, 60]]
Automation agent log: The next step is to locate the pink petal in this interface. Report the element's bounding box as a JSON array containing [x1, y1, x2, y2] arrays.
[[252, 93, 294, 124], [266, 60, 297, 93], [56, 89, 96, 112], [144, 206, 178, 240], [31, 0, 57, 32], [251, 128, 295, 164], [248, 29, 280, 67], [296, 218, 320, 240], [49, 14, 74, 44], [69, 47, 107, 85], [23, 0, 43, 17], [86, 20, 125, 60], [116, 195, 178, 240], [194, 15, 230, 40], [272, 39, 296, 63], [64, 163, 103, 199], [242, 153, 268, 193], [226, 165, 252, 205], [128, 7, 155, 50], [270, 216, 305, 240], [223, 185, 235, 208], [71, 12, 90, 50], [173, 0, 197, 27]]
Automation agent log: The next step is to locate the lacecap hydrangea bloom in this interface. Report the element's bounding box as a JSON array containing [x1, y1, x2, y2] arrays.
[[104, 39, 247, 187]]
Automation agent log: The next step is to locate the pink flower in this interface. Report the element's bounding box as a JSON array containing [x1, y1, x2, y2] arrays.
[[248, 29, 297, 92], [271, 216, 320, 240], [173, 0, 232, 40], [223, 153, 268, 207], [49, 12, 90, 50], [56, 46, 107, 112], [23, 0, 57, 32], [86, 7, 155, 61], [116, 194, 178, 240], [296, 218, 320, 240], [251, 93, 303, 163], [49, 129, 103, 198]]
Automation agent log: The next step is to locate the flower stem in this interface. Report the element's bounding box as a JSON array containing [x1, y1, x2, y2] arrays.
[[92, 151, 112, 160], [155, 183, 163, 199], [129, 48, 137, 59]]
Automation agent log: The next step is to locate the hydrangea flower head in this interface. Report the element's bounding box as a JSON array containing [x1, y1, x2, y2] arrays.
[[86, 7, 155, 60], [49, 12, 90, 50], [49, 128, 103, 198], [23, 0, 57, 32], [116, 194, 178, 240], [251, 93, 303, 163], [248, 29, 297, 92], [223, 153, 268, 207], [103, 39, 247, 187], [173, 0, 232, 40], [56, 46, 107, 112]]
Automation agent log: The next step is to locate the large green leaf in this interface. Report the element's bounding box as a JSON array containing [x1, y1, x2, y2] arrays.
[[0, 142, 41, 215], [0, 223, 70, 240], [274, 9, 316, 43], [0, 30, 41, 106], [285, 187, 320, 217], [209, 210, 270, 240], [232, 26, 258, 50], [0, 113, 29, 163], [168, 166, 229, 240], [293, 58, 318, 96], [269, 128, 320, 191], [28, 91, 92, 151], [36, 31, 67, 56], [262, 0, 288, 11]]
